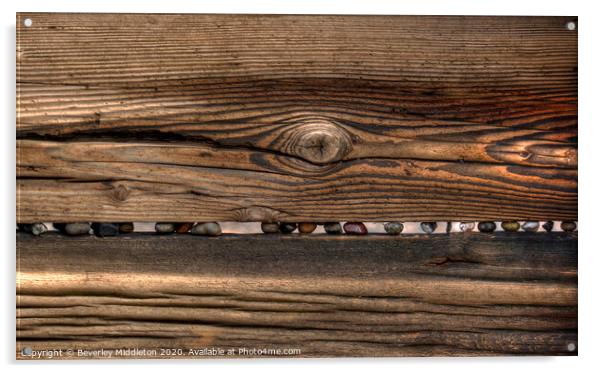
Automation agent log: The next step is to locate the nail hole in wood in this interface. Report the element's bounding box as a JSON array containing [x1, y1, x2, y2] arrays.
[[566, 21, 576, 31]]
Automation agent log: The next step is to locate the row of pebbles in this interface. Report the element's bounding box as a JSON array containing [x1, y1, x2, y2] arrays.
[[261, 221, 577, 235], [17, 221, 578, 236], [17, 222, 222, 237]]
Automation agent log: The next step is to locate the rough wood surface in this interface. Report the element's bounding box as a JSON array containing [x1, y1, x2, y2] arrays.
[[16, 232, 577, 358], [17, 139, 576, 222], [16, 13, 577, 222]]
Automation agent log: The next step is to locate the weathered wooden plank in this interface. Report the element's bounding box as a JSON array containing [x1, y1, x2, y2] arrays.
[[17, 14, 577, 165], [16, 232, 577, 358], [16, 14, 577, 222], [16, 139, 576, 222]]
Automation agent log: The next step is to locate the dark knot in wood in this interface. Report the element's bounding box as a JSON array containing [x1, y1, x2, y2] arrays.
[[112, 184, 130, 202], [282, 120, 352, 164]]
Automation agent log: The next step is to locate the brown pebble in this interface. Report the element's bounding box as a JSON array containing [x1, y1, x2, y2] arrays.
[[298, 222, 317, 234], [261, 222, 280, 233], [560, 221, 577, 232], [118, 222, 134, 233], [501, 221, 520, 232], [343, 222, 368, 235], [175, 223, 194, 233]]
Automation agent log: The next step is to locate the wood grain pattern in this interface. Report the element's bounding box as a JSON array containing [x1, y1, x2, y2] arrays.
[[17, 139, 576, 222], [16, 232, 577, 358], [16, 13, 577, 222]]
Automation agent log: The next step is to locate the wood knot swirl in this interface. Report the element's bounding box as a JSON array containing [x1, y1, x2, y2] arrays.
[[112, 184, 130, 202], [280, 120, 352, 164]]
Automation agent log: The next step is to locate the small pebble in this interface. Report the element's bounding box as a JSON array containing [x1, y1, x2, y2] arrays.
[[477, 221, 496, 233], [298, 222, 317, 234], [191, 222, 222, 236], [542, 221, 554, 232], [323, 222, 342, 234], [20, 223, 47, 236], [261, 222, 280, 234], [560, 221, 577, 232], [522, 221, 540, 232], [118, 222, 134, 234], [343, 222, 368, 235], [384, 222, 403, 235], [91, 223, 119, 237], [175, 223, 194, 233], [64, 223, 91, 236], [155, 222, 176, 234], [459, 222, 475, 232], [420, 222, 437, 234], [279, 222, 297, 234], [501, 221, 520, 232]]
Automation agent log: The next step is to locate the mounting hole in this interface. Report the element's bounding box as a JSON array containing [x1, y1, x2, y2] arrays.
[[23, 18, 32, 27], [566, 21, 576, 31], [567, 343, 576, 352]]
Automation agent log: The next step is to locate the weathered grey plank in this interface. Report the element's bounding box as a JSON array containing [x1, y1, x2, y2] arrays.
[[17, 232, 578, 358]]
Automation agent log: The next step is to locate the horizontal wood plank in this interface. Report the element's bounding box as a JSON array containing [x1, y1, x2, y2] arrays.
[[17, 14, 577, 165], [16, 13, 577, 222], [17, 139, 576, 222], [16, 232, 578, 358]]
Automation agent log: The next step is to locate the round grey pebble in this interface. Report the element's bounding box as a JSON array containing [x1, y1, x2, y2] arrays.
[[478, 221, 496, 233], [26, 223, 48, 236], [279, 222, 297, 234], [64, 223, 91, 236], [522, 221, 540, 232], [420, 222, 437, 234], [384, 222, 404, 235], [323, 222, 342, 234], [192, 222, 222, 236], [459, 222, 475, 232], [542, 221, 554, 232], [155, 222, 175, 234], [30, 223, 47, 236], [261, 222, 280, 234], [560, 221, 577, 232]]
